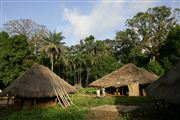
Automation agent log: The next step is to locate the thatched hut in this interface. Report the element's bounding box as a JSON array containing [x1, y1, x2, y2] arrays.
[[89, 63, 158, 96], [1, 64, 76, 109], [146, 61, 180, 104]]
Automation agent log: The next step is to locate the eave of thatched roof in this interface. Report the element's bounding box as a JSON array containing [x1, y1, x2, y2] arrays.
[[89, 63, 158, 88], [1, 64, 76, 98], [146, 61, 180, 104]]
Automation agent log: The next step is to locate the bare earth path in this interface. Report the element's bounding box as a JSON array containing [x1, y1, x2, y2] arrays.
[[87, 105, 138, 120]]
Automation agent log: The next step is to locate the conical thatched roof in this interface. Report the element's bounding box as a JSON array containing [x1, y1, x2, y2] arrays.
[[1, 64, 76, 98], [146, 61, 180, 104], [89, 63, 158, 88]]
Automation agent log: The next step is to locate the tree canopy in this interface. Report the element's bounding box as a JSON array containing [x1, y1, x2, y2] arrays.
[[0, 6, 179, 88], [0, 32, 34, 87]]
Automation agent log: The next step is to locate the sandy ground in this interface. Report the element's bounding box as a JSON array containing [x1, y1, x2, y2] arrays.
[[87, 105, 138, 120], [91, 105, 138, 112]]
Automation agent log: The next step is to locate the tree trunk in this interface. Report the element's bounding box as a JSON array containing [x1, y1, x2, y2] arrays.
[[85, 69, 90, 86], [77, 69, 79, 84], [51, 60, 54, 71], [50, 55, 54, 71], [150, 56, 156, 62], [74, 71, 77, 84], [79, 69, 82, 86]]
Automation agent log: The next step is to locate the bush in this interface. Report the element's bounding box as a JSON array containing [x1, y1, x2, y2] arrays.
[[146, 61, 164, 76], [78, 87, 96, 94]]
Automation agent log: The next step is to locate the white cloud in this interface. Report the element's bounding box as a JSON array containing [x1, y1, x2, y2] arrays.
[[63, 1, 125, 44], [62, 0, 177, 45]]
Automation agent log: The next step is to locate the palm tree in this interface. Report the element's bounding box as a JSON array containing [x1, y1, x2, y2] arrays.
[[82, 36, 111, 86], [67, 45, 85, 85], [39, 30, 66, 71], [79, 35, 96, 86]]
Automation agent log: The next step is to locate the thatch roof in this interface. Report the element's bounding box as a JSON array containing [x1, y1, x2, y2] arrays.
[[89, 63, 158, 88], [146, 61, 180, 104], [1, 64, 76, 98]]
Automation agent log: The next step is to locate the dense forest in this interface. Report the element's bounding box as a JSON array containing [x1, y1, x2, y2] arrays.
[[0, 6, 179, 88]]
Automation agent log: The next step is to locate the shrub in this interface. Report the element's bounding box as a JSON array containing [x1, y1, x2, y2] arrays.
[[146, 61, 164, 76]]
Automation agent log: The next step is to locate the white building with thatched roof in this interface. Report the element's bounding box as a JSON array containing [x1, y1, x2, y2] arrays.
[[89, 63, 158, 96], [1, 64, 76, 109]]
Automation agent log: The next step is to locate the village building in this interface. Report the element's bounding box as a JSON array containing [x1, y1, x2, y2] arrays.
[[0, 63, 76, 109], [89, 63, 158, 96]]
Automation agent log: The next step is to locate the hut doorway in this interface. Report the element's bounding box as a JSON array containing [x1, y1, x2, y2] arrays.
[[119, 86, 129, 96], [139, 83, 149, 96], [105, 86, 129, 96], [106, 87, 116, 94]]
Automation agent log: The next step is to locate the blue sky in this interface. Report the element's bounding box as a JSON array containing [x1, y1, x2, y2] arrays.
[[0, 0, 179, 45]]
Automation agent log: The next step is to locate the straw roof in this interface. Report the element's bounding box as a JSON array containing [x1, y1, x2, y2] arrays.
[[89, 63, 158, 88], [1, 64, 76, 98], [146, 61, 180, 104]]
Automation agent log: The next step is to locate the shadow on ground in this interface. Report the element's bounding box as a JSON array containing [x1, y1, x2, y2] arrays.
[[114, 96, 180, 120]]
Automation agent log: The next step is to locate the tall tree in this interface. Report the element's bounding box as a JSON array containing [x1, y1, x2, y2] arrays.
[[80, 35, 97, 86], [0, 32, 33, 86], [159, 25, 180, 70], [3, 19, 47, 39], [39, 30, 66, 71], [3, 19, 48, 54], [115, 29, 148, 66], [126, 6, 178, 61]]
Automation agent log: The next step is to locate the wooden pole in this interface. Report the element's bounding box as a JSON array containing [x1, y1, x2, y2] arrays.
[[56, 77, 72, 106], [49, 77, 65, 108], [53, 77, 70, 107], [58, 79, 73, 105]]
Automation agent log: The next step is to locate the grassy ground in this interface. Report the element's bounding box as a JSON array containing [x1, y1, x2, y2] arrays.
[[71, 94, 152, 107], [0, 106, 88, 120], [0, 88, 155, 120]]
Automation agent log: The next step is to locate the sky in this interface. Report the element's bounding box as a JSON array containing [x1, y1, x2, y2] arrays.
[[0, 0, 179, 45]]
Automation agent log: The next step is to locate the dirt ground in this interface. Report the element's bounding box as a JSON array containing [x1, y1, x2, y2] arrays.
[[87, 110, 120, 120], [87, 105, 138, 120]]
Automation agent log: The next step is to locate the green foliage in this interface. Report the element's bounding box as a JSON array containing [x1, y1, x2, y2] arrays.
[[39, 30, 66, 71], [91, 55, 121, 82], [158, 25, 180, 70], [126, 6, 175, 60], [0, 32, 34, 87], [114, 6, 178, 64], [64, 36, 120, 86], [0, 106, 86, 120], [146, 61, 164, 75], [1, 6, 179, 90], [113, 6, 179, 74], [78, 87, 96, 94], [121, 47, 148, 67]]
